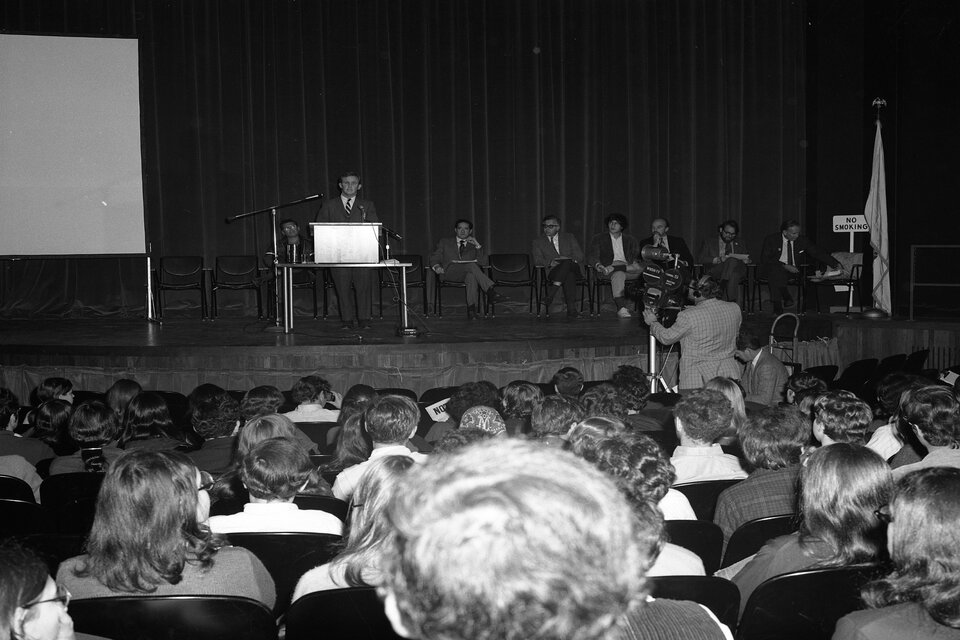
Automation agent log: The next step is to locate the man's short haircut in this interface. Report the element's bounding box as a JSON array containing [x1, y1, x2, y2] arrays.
[[652, 217, 670, 228], [240, 385, 286, 421], [874, 372, 926, 420], [454, 218, 473, 230], [339, 170, 361, 181], [278, 218, 298, 230], [364, 395, 419, 444], [447, 381, 500, 423], [740, 406, 808, 470], [610, 365, 650, 412], [690, 275, 720, 300], [780, 219, 801, 231], [192, 390, 240, 439], [381, 439, 652, 640], [812, 391, 873, 443], [787, 371, 828, 397], [579, 383, 626, 419], [241, 437, 314, 501], [541, 215, 561, 225], [603, 212, 628, 229], [36, 377, 72, 404], [673, 388, 734, 444], [719, 219, 740, 233], [898, 385, 960, 447], [576, 432, 676, 505], [737, 326, 765, 351], [291, 375, 332, 405], [500, 381, 543, 420], [68, 400, 119, 445], [531, 394, 585, 437], [551, 366, 584, 397]]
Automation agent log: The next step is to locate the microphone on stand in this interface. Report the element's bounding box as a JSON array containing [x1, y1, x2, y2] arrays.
[[359, 204, 367, 223]]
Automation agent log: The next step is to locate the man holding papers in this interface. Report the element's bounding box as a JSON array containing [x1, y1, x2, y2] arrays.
[[429, 219, 506, 319], [698, 219, 750, 304]]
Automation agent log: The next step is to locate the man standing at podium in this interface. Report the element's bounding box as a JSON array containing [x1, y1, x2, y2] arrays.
[[316, 170, 379, 329]]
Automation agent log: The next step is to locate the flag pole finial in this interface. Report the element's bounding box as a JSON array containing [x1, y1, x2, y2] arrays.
[[872, 97, 887, 124]]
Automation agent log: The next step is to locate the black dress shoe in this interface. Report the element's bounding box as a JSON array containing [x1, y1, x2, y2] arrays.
[[486, 289, 507, 304], [340, 321, 353, 330], [467, 304, 478, 320], [358, 319, 371, 329]]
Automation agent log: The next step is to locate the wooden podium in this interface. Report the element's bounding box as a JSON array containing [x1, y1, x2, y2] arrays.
[[309, 222, 382, 264]]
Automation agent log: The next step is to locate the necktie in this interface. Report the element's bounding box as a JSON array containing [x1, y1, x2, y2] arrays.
[[724, 241, 733, 256], [553, 236, 559, 252], [662, 237, 670, 252], [345, 198, 352, 216], [458, 240, 465, 258], [788, 240, 795, 266]]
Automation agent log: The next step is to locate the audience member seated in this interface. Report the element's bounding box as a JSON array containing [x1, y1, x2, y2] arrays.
[[457, 406, 507, 437], [736, 327, 790, 407], [704, 377, 747, 442], [430, 427, 495, 453], [118, 392, 187, 452], [377, 439, 732, 640], [833, 468, 960, 640], [0, 454, 43, 502], [0, 390, 55, 465], [811, 391, 873, 447], [866, 372, 927, 462], [610, 366, 662, 432], [499, 381, 543, 436], [580, 383, 627, 420], [571, 428, 696, 521], [714, 406, 807, 547], [552, 366, 585, 398], [332, 396, 426, 501], [321, 412, 373, 476], [211, 413, 331, 510], [530, 395, 585, 447], [424, 381, 500, 443], [57, 449, 276, 609], [283, 376, 341, 423], [730, 443, 892, 617], [34, 377, 75, 408], [891, 385, 960, 480], [670, 389, 747, 484], [784, 371, 828, 406], [208, 438, 342, 535], [292, 456, 415, 601], [0, 541, 78, 640], [322, 384, 380, 457], [185, 389, 241, 475], [24, 400, 75, 457], [104, 378, 142, 422], [239, 385, 286, 422], [49, 401, 123, 475]]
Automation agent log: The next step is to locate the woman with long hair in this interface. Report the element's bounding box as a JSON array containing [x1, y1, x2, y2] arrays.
[[704, 376, 747, 440], [30, 399, 76, 456], [322, 385, 379, 474], [56, 449, 275, 608], [292, 455, 414, 600], [500, 380, 542, 436], [119, 392, 186, 451], [0, 541, 76, 640], [104, 378, 142, 422], [732, 443, 892, 616], [834, 468, 960, 639]]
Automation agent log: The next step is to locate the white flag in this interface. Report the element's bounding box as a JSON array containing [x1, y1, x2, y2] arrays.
[[864, 121, 891, 314]]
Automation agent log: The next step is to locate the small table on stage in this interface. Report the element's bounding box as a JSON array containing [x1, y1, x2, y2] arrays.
[[278, 261, 415, 335]]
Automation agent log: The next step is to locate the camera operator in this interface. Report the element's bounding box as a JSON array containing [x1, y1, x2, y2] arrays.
[[642, 275, 742, 391]]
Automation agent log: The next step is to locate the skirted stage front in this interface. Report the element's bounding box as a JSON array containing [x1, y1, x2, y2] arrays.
[[1, 310, 956, 400]]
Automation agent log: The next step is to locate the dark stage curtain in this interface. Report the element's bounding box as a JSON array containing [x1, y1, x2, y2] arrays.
[[0, 0, 806, 317]]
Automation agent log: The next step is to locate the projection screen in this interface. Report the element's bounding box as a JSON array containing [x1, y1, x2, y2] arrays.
[[0, 33, 146, 256]]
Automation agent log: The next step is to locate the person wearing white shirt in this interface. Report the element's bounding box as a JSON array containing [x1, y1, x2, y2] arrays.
[[208, 438, 343, 536], [283, 375, 341, 424], [332, 395, 427, 501], [670, 389, 747, 485]]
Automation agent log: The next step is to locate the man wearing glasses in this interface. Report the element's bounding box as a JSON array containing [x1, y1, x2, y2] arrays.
[[698, 219, 749, 304], [531, 216, 585, 318]]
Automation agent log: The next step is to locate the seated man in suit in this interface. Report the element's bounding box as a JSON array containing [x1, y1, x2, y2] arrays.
[[698, 219, 749, 304], [429, 219, 505, 319], [588, 213, 641, 318], [759, 219, 842, 314], [736, 326, 790, 407], [640, 217, 695, 280], [531, 215, 585, 318]]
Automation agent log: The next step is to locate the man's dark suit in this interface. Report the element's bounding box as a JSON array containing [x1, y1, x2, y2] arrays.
[[531, 232, 585, 313], [315, 196, 379, 322], [697, 236, 749, 302], [759, 231, 839, 309], [429, 237, 493, 307]]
